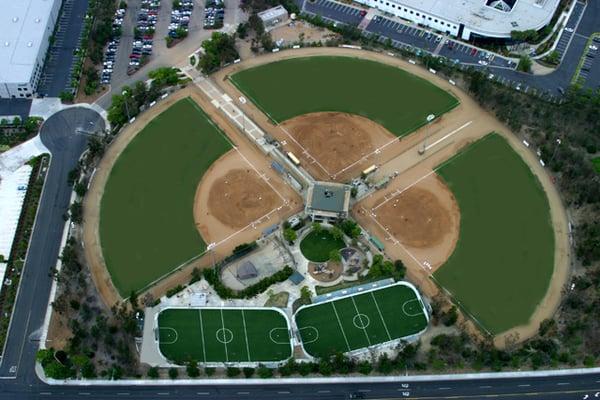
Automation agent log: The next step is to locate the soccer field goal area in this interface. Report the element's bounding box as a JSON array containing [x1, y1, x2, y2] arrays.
[[294, 282, 429, 358]]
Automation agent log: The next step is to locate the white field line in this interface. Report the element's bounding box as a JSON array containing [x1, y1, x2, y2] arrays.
[[333, 135, 400, 177], [331, 302, 351, 352], [233, 146, 288, 205], [424, 121, 472, 151], [210, 205, 283, 248], [241, 310, 251, 362], [350, 297, 371, 346], [219, 309, 229, 362], [372, 170, 436, 211], [277, 124, 333, 177], [198, 310, 207, 363], [371, 292, 392, 341]]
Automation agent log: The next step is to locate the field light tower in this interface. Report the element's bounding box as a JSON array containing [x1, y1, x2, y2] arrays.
[[419, 114, 436, 155]]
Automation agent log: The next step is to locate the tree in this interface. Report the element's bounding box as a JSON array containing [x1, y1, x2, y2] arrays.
[[243, 367, 255, 378], [283, 228, 297, 243], [300, 286, 312, 303], [204, 367, 216, 376], [311, 222, 322, 233], [517, 55, 532, 73], [331, 226, 343, 240], [59, 90, 75, 103], [226, 367, 241, 377], [329, 249, 341, 263], [199, 32, 239, 74], [69, 202, 83, 224], [146, 367, 159, 379], [257, 364, 273, 378], [74, 182, 87, 197], [545, 50, 560, 65], [187, 360, 200, 377], [168, 367, 178, 379]]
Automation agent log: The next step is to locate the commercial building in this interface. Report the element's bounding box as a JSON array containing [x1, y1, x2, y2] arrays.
[[356, 0, 561, 40], [0, 0, 61, 98], [305, 182, 351, 222]]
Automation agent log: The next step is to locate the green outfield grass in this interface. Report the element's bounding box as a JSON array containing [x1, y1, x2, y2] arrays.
[[100, 98, 232, 296], [299, 229, 345, 262], [593, 157, 600, 173], [158, 308, 292, 363], [294, 283, 428, 358], [230, 56, 458, 137], [434, 133, 555, 335]]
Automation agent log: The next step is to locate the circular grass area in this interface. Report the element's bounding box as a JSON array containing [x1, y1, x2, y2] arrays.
[[300, 230, 345, 262]]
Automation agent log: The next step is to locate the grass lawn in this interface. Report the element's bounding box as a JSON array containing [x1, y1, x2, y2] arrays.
[[100, 98, 232, 296], [300, 229, 345, 262], [593, 157, 600, 173], [158, 308, 292, 363], [295, 283, 428, 358], [434, 133, 555, 335], [230, 56, 458, 137]]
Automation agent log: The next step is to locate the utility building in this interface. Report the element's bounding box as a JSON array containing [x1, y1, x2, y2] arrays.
[[305, 182, 351, 222], [0, 0, 61, 98]]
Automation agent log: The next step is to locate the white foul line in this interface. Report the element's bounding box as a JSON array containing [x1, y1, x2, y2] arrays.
[[424, 121, 472, 151]]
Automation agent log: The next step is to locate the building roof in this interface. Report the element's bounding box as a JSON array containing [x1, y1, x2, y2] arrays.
[[391, 0, 560, 37], [237, 261, 258, 279], [307, 182, 350, 214], [258, 5, 288, 21], [0, 0, 59, 84]]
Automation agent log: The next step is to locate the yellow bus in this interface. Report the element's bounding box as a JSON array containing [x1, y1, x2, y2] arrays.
[[362, 164, 377, 176], [287, 152, 301, 166]]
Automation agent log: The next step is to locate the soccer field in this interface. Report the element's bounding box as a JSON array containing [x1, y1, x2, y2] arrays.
[[434, 133, 555, 335], [294, 283, 428, 358], [100, 98, 232, 296], [230, 56, 458, 137], [158, 308, 292, 364]]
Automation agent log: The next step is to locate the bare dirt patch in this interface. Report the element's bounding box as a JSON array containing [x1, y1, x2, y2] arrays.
[[375, 185, 454, 249], [204, 168, 280, 229], [308, 261, 343, 283], [279, 112, 395, 179]]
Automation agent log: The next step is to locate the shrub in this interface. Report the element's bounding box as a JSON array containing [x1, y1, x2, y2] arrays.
[[147, 366, 159, 378], [168, 367, 178, 379]]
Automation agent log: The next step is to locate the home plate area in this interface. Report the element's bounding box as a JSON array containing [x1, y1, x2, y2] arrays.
[[157, 308, 292, 364]]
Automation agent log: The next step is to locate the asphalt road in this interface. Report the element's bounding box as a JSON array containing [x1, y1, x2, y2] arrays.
[[0, 107, 104, 387]]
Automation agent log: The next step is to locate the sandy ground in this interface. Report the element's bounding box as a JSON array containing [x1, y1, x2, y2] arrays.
[[197, 164, 281, 232], [308, 261, 343, 282], [82, 86, 302, 307], [212, 47, 571, 346], [278, 112, 397, 182]]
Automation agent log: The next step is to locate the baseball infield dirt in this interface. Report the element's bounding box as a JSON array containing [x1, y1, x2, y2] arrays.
[[277, 112, 396, 181]]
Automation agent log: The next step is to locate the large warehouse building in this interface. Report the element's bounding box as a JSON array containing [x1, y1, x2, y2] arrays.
[[356, 0, 561, 40], [0, 0, 61, 98]]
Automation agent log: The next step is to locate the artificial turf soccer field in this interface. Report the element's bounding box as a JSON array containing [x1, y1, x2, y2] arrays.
[[434, 134, 555, 335], [294, 283, 428, 358], [158, 308, 292, 363], [230, 56, 458, 137], [100, 98, 232, 295]]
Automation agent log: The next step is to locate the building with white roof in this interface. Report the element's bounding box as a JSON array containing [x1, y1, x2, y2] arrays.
[[358, 0, 561, 40], [0, 0, 61, 99]]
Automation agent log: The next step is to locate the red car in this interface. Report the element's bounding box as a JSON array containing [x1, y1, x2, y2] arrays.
[[359, 9, 367, 16]]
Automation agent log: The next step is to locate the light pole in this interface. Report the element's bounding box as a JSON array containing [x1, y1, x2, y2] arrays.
[[419, 113, 436, 155], [122, 90, 131, 122]]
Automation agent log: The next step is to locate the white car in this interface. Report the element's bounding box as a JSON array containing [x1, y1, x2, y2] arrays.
[[564, 27, 574, 32], [478, 60, 489, 66], [590, 45, 598, 51]]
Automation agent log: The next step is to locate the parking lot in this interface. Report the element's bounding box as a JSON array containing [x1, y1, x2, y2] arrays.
[[303, 0, 364, 26], [576, 37, 600, 85], [553, 1, 586, 61], [37, 0, 89, 97]]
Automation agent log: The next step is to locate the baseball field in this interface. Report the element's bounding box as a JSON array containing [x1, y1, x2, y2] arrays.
[[230, 56, 458, 137], [294, 283, 428, 358], [99, 97, 232, 295], [434, 134, 555, 335], [158, 308, 292, 363]]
